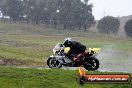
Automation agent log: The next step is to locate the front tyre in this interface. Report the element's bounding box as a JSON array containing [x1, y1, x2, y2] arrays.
[[47, 57, 62, 69], [83, 57, 99, 71]]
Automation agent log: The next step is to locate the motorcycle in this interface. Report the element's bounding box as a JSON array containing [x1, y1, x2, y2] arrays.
[[47, 43, 100, 71]]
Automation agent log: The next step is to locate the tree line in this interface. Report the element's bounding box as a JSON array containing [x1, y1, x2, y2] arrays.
[[97, 16, 132, 37], [0, 0, 95, 30], [0, 0, 132, 37]]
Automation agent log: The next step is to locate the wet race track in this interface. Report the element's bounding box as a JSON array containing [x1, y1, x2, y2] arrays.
[[17, 45, 132, 73]]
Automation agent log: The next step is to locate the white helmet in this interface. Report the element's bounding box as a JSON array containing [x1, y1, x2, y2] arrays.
[[63, 37, 72, 47]]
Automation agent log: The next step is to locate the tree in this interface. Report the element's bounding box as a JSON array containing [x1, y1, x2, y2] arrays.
[[3, 0, 24, 21], [97, 16, 120, 34], [0, 0, 95, 30], [125, 19, 132, 37], [0, 0, 8, 18], [81, 0, 95, 30], [59, 0, 95, 30], [47, 0, 60, 27]]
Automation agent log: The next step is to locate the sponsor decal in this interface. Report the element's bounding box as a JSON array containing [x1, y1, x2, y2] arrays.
[[77, 67, 131, 84]]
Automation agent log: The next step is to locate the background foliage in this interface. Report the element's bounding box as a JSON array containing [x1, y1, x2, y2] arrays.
[[97, 16, 120, 34], [0, 0, 95, 30], [125, 19, 132, 37]]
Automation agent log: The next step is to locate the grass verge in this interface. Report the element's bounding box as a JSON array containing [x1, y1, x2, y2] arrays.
[[0, 66, 131, 88]]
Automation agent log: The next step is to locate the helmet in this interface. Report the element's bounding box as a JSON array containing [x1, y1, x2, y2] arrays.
[[63, 37, 72, 47]]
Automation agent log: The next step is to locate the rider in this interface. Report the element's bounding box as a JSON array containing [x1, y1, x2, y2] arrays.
[[63, 37, 86, 61]]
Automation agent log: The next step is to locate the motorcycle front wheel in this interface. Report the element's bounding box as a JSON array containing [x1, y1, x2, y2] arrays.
[[47, 57, 62, 69], [83, 57, 99, 71]]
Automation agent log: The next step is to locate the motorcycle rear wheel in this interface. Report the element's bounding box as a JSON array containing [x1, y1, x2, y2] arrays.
[[83, 57, 99, 71], [47, 57, 62, 69]]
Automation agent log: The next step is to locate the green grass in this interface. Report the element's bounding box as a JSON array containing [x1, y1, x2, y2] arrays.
[[0, 66, 131, 88], [0, 21, 132, 88]]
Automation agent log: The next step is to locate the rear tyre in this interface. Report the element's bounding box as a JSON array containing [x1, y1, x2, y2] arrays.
[[83, 57, 99, 71], [47, 57, 62, 69]]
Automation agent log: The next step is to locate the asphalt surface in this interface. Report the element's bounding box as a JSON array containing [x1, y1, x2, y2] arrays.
[[14, 46, 132, 73]]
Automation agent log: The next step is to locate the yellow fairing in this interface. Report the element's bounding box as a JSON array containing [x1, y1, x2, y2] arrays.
[[89, 48, 100, 54], [64, 47, 70, 54]]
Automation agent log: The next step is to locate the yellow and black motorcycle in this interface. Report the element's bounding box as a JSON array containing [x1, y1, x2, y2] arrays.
[[47, 43, 100, 71]]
